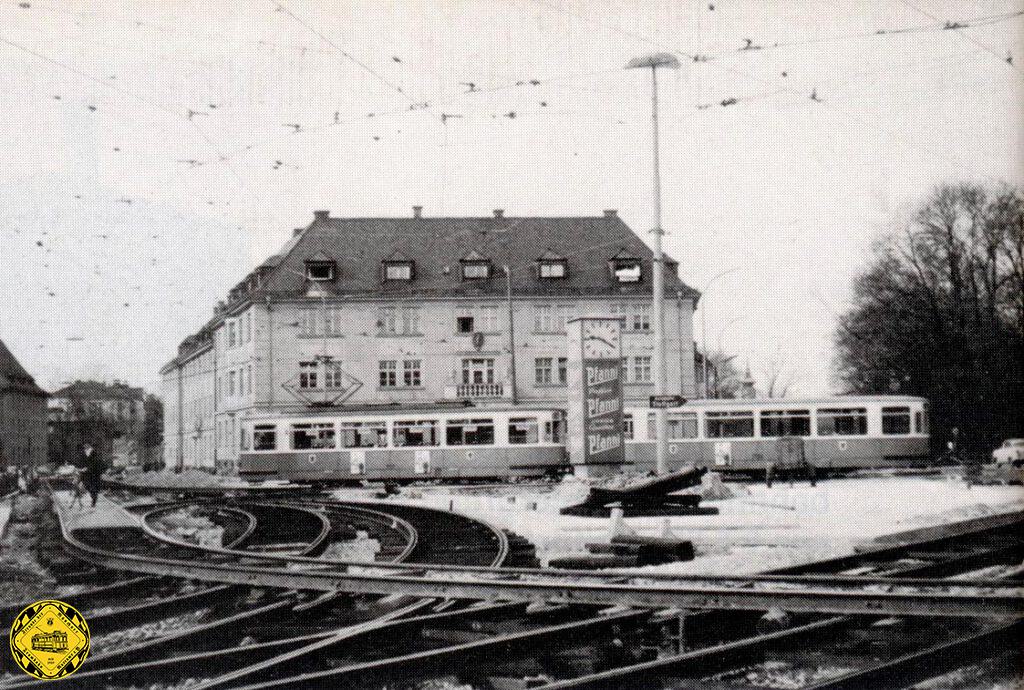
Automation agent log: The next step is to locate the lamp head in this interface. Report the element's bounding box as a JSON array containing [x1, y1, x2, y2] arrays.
[[625, 53, 681, 70]]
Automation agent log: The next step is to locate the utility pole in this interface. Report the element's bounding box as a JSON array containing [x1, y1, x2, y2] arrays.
[[627, 53, 679, 475], [504, 265, 518, 405]]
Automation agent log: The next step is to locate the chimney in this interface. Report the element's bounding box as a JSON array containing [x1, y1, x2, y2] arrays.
[[313, 210, 329, 222], [493, 209, 504, 219], [412, 205, 423, 219], [603, 209, 618, 218], [293, 228, 303, 237]]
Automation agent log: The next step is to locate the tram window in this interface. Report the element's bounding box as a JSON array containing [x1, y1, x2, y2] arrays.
[[760, 410, 811, 437], [622, 414, 634, 440], [253, 425, 277, 451], [543, 418, 564, 444], [882, 406, 912, 435], [340, 421, 387, 448], [446, 418, 495, 446], [509, 417, 540, 445], [292, 423, 336, 450], [705, 411, 754, 439], [394, 420, 439, 447], [817, 408, 868, 436], [241, 427, 251, 452], [668, 413, 698, 439], [914, 411, 926, 434]]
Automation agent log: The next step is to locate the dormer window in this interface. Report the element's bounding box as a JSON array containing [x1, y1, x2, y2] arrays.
[[383, 261, 414, 281], [613, 261, 641, 282], [537, 249, 568, 279], [460, 250, 492, 280], [304, 252, 336, 282]]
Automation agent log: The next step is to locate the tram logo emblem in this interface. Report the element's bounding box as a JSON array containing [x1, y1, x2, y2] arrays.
[[9, 600, 90, 680]]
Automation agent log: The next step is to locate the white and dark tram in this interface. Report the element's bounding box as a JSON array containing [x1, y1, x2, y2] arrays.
[[237, 396, 930, 482]]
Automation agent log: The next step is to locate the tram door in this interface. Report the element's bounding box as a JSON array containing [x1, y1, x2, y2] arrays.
[[775, 436, 806, 471]]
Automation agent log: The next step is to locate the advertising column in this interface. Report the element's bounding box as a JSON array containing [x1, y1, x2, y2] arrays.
[[567, 317, 625, 477]]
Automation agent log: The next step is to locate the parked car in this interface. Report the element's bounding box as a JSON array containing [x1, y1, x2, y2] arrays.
[[992, 439, 1024, 465]]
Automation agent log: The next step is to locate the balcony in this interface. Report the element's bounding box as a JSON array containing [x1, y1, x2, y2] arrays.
[[452, 382, 506, 399]]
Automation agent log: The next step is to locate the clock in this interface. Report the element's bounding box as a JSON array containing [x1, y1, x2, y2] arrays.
[[581, 319, 621, 358]]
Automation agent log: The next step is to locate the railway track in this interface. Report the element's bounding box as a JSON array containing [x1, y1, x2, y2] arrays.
[[5, 488, 1022, 689]]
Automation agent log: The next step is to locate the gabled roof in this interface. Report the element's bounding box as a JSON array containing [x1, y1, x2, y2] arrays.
[[0, 340, 47, 397], [51, 380, 143, 401], [252, 212, 699, 300]]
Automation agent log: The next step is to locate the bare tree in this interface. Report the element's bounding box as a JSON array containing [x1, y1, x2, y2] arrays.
[[834, 183, 1024, 458], [759, 346, 802, 398]]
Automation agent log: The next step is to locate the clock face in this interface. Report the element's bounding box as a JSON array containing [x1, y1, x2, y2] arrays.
[[582, 319, 620, 358]]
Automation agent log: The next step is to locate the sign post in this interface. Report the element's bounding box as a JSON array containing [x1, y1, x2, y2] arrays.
[[567, 317, 625, 478]]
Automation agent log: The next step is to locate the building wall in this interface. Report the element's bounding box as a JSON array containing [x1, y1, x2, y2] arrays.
[[164, 295, 695, 472], [0, 390, 47, 469]]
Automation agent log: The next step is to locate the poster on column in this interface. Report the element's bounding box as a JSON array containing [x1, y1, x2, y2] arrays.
[[567, 318, 625, 471]]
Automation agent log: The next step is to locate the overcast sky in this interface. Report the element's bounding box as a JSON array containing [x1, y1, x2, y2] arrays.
[[1, 0, 1021, 396]]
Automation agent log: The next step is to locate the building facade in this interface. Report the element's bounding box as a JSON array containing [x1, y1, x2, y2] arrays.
[[161, 209, 700, 474], [0, 339, 48, 470], [47, 380, 147, 467]]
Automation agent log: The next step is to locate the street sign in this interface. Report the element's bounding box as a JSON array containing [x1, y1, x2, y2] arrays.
[[650, 395, 686, 409]]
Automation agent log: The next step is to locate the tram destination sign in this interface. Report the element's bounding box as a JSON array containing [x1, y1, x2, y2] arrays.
[[650, 394, 686, 409]]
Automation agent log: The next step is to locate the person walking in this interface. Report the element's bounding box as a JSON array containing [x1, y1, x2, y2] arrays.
[[81, 443, 105, 508]]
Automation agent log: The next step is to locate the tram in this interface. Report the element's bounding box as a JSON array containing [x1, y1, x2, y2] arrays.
[[623, 395, 931, 475], [238, 407, 566, 482], [238, 396, 930, 482]]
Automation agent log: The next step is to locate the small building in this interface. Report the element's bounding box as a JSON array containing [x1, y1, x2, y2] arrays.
[[47, 380, 146, 467], [0, 339, 48, 470], [161, 208, 700, 474]]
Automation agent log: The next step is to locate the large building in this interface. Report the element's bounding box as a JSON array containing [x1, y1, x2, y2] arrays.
[[48, 380, 147, 467], [0, 339, 48, 470], [161, 209, 699, 474]]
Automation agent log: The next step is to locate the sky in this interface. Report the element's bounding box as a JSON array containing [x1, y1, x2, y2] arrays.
[[0, 0, 1021, 396]]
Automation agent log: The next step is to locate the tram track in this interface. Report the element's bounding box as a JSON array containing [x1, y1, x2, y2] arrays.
[[8, 489, 1024, 689]]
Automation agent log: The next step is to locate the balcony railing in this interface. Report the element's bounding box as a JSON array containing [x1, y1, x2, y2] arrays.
[[455, 382, 505, 399]]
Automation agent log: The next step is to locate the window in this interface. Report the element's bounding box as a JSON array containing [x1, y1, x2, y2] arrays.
[[456, 315, 475, 334], [479, 305, 499, 332], [557, 357, 568, 385], [241, 426, 250, 451], [914, 410, 926, 434], [535, 357, 553, 385], [612, 260, 642, 282], [632, 304, 651, 332], [379, 360, 397, 388], [340, 421, 387, 448], [509, 417, 540, 444], [462, 262, 491, 280], [393, 420, 439, 447], [246, 312, 252, 342], [632, 356, 652, 383], [705, 410, 755, 438], [247, 365, 253, 395], [403, 360, 422, 387], [882, 406, 912, 435], [383, 261, 414, 281], [228, 370, 237, 396], [534, 305, 570, 333], [299, 361, 318, 389], [324, 363, 346, 389], [253, 424, 277, 451], [227, 321, 237, 347], [446, 418, 496, 446], [543, 414, 564, 443], [300, 309, 319, 337], [760, 410, 812, 437], [667, 412, 699, 439], [461, 358, 495, 384], [623, 414, 634, 440], [378, 306, 420, 336], [539, 261, 567, 279], [817, 408, 868, 436], [292, 422, 336, 450], [305, 261, 335, 281]]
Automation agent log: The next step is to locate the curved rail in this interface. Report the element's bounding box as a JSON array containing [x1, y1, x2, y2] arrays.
[[140, 501, 418, 564]]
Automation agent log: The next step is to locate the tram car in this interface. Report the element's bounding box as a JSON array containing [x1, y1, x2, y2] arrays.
[[31, 630, 68, 653], [238, 407, 567, 483], [623, 395, 931, 476]]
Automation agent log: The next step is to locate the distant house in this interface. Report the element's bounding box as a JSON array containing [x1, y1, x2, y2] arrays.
[[48, 380, 146, 467], [0, 339, 48, 470]]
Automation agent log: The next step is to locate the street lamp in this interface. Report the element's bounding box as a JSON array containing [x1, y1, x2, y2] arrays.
[[626, 52, 680, 475]]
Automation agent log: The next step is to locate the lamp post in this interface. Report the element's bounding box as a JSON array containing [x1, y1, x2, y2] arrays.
[[699, 267, 741, 398], [626, 52, 679, 475]]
